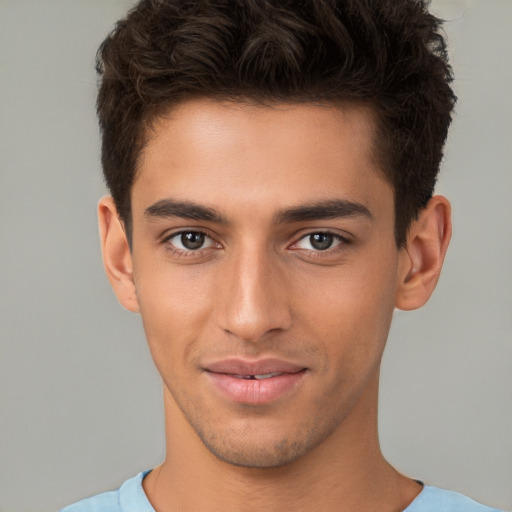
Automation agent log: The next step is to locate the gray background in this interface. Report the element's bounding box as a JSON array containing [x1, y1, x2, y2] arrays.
[[0, 1, 510, 511]]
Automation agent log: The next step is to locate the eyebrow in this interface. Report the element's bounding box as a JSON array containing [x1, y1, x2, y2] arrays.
[[144, 199, 228, 223], [273, 199, 373, 224], [144, 198, 372, 224]]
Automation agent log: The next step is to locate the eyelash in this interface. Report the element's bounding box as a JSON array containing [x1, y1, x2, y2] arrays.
[[289, 231, 351, 257], [161, 229, 351, 259], [162, 229, 218, 259]]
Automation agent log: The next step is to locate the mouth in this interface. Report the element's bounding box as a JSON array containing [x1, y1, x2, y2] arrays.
[[203, 358, 308, 405], [230, 372, 288, 380]]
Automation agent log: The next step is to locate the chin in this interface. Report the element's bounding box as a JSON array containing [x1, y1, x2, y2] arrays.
[[201, 435, 312, 468], [190, 413, 337, 469]]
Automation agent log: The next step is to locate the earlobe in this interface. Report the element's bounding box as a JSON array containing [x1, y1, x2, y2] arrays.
[[395, 195, 452, 311], [98, 196, 140, 313]]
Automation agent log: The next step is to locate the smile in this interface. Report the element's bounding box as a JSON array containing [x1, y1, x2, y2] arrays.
[[232, 372, 284, 380], [203, 359, 307, 405]]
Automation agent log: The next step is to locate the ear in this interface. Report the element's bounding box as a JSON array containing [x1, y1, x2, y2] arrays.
[[395, 195, 452, 311], [98, 196, 140, 313]]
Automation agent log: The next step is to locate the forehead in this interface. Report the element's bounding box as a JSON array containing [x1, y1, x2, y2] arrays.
[[133, 99, 392, 217]]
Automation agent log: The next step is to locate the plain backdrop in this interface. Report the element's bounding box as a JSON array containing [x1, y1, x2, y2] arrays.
[[0, 1, 511, 511]]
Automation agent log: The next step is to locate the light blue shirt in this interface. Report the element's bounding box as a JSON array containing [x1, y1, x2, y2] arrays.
[[61, 471, 504, 512]]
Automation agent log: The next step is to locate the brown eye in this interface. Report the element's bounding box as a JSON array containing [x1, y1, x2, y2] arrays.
[[309, 233, 334, 250], [181, 231, 205, 250], [295, 232, 343, 252], [167, 231, 214, 251]]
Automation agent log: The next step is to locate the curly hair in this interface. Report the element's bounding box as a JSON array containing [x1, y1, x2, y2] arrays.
[[96, 0, 456, 246]]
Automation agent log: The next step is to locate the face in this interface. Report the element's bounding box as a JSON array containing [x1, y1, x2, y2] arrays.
[[128, 99, 403, 468]]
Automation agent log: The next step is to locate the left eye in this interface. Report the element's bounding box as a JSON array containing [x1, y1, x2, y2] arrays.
[[295, 233, 342, 251], [167, 231, 215, 251]]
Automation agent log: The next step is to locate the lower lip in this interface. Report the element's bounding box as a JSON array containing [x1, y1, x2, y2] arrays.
[[205, 370, 306, 405]]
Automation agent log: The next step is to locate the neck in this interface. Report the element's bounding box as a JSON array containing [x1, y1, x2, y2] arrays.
[[143, 374, 421, 512]]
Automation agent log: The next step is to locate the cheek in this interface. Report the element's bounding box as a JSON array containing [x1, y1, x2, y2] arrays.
[[297, 260, 396, 323], [133, 259, 215, 369], [294, 254, 398, 367]]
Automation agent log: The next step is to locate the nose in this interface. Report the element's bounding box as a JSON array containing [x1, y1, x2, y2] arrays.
[[216, 246, 292, 343]]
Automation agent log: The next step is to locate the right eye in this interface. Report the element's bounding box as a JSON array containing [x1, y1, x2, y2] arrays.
[[166, 231, 215, 252]]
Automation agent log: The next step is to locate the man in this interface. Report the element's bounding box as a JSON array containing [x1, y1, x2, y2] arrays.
[[61, 0, 502, 510]]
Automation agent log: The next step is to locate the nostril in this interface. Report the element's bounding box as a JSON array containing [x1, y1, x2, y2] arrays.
[[215, 257, 293, 341]]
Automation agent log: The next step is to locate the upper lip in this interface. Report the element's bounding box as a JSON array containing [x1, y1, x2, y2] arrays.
[[203, 358, 306, 376]]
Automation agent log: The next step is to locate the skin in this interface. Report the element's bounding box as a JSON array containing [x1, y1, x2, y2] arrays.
[[99, 99, 451, 511]]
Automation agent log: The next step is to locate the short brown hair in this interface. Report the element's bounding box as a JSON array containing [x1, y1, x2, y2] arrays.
[[96, 0, 456, 246]]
